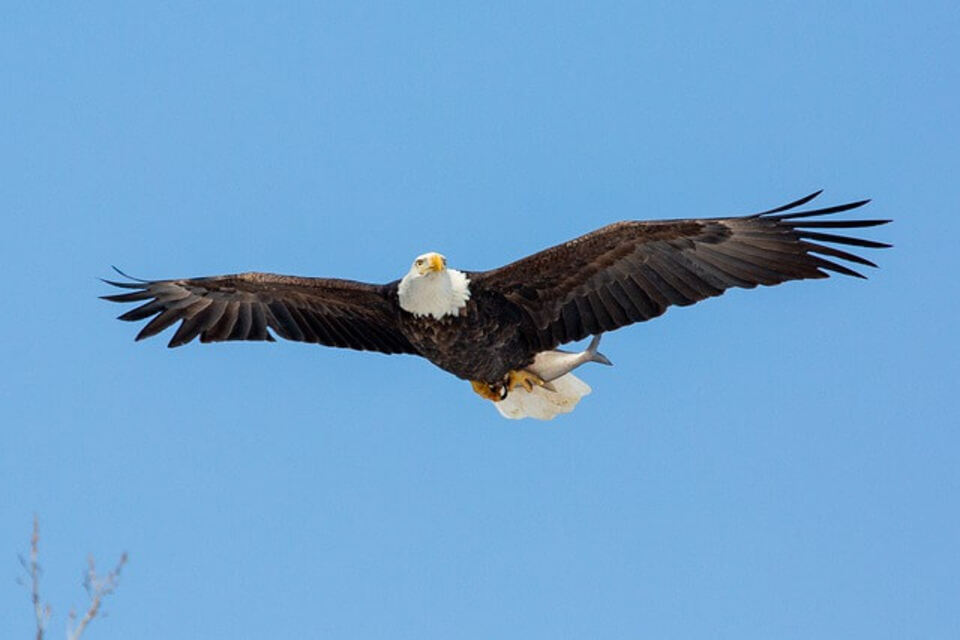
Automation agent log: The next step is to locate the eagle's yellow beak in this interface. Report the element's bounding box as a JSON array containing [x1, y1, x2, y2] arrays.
[[428, 253, 446, 273], [413, 252, 447, 275]]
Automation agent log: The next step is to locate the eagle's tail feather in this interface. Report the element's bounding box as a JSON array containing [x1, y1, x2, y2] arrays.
[[494, 372, 591, 420]]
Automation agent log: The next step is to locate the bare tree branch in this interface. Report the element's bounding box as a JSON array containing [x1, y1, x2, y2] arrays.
[[66, 551, 128, 640], [20, 516, 52, 640], [18, 518, 127, 640]]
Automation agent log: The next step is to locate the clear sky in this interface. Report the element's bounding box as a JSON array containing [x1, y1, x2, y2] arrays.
[[2, 2, 957, 638]]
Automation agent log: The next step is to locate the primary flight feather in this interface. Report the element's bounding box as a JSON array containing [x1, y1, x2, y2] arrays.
[[103, 191, 890, 419]]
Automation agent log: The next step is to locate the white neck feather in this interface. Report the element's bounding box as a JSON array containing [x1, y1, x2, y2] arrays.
[[398, 268, 471, 319]]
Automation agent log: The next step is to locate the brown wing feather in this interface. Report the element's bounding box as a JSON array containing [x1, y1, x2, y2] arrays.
[[473, 191, 891, 350], [102, 271, 417, 354]]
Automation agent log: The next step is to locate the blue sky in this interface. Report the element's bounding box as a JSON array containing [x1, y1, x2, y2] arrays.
[[2, 2, 957, 638]]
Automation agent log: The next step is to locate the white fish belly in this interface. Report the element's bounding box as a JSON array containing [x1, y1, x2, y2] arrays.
[[527, 350, 586, 382]]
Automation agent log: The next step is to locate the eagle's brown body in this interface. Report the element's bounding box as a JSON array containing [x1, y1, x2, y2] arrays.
[[397, 286, 535, 383]]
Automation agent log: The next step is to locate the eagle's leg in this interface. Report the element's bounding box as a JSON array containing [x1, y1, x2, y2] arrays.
[[505, 369, 548, 393], [470, 380, 504, 402]]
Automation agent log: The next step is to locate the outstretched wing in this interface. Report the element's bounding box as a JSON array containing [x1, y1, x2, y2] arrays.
[[473, 191, 891, 350], [102, 271, 417, 354]]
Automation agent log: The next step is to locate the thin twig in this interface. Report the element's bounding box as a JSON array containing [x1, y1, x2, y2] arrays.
[[24, 515, 52, 640], [66, 551, 128, 640]]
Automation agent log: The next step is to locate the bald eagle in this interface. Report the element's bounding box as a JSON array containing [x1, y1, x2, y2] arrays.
[[103, 191, 889, 419]]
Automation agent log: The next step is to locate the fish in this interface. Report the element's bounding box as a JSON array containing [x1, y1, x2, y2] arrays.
[[526, 334, 613, 391], [493, 335, 613, 420]]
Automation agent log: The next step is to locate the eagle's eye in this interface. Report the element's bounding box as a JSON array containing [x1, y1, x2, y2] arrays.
[[415, 258, 425, 267]]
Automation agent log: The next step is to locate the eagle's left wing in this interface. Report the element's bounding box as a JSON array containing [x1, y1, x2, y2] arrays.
[[102, 271, 417, 354], [472, 191, 890, 351]]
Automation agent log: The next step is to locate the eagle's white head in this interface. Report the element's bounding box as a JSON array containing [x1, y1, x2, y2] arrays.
[[397, 252, 471, 319]]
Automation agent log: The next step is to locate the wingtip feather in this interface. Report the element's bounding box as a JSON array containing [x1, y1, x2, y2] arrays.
[[110, 265, 151, 282], [757, 190, 824, 215]]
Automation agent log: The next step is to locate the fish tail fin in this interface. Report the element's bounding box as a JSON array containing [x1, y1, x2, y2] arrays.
[[586, 334, 613, 366]]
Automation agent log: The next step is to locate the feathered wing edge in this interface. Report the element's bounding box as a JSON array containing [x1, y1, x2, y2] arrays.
[[473, 191, 891, 350], [744, 191, 889, 279], [101, 270, 418, 354]]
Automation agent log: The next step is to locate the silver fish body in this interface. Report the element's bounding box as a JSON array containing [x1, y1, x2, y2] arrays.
[[525, 334, 613, 390]]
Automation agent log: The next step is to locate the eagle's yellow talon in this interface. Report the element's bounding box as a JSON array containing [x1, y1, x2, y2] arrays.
[[506, 369, 546, 393]]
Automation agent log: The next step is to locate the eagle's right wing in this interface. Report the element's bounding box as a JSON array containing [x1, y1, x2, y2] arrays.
[[102, 271, 417, 354], [473, 191, 891, 351]]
